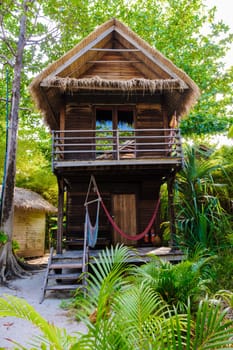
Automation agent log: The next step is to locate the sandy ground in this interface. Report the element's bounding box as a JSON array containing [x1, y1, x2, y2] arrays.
[[0, 255, 87, 349]]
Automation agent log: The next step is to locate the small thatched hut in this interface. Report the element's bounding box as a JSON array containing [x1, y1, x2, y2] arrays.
[[0, 186, 57, 257]]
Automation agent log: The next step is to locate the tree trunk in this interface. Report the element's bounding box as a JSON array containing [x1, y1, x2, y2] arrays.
[[0, 1, 32, 282]]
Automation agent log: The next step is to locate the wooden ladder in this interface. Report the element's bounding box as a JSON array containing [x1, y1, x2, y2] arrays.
[[40, 243, 89, 303]]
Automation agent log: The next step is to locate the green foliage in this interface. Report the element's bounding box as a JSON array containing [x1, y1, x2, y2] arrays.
[[214, 289, 233, 309], [209, 248, 233, 292], [181, 113, 233, 136], [0, 246, 233, 349], [0, 231, 8, 245], [133, 255, 214, 313], [0, 294, 77, 349], [68, 246, 233, 349], [211, 145, 233, 207], [77, 244, 133, 322], [12, 239, 20, 253], [190, 297, 233, 349], [175, 145, 232, 252], [229, 125, 233, 138]]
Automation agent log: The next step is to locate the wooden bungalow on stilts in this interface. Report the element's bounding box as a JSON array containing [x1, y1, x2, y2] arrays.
[[30, 19, 200, 301]]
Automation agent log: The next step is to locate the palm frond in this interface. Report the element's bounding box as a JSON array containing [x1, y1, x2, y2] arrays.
[[113, 284, 169, 347], [0, 295, 77, 349], [192, 298, 233, 349], [72, 245, 135, 326]]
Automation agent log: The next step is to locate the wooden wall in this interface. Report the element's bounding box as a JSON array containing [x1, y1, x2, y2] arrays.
[[80, 51, 145, 80], [64, 103, 93, 160], [62, 96, 166, 247], [136, 103, 167, 157], [63, 98, 167, 161], [65, 177, 161, 247]]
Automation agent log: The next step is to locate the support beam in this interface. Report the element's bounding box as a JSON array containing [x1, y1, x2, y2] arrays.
[[89, 48, 140, 52], [167, 175, 176, 249], [57, 177, 64, 254]]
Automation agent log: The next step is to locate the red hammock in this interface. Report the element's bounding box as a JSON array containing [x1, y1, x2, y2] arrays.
[[100, 197, 160, 241], [86, 175, 160, 242]]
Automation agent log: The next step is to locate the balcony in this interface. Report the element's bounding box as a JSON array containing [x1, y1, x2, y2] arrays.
[[52, 128, 183, 170]]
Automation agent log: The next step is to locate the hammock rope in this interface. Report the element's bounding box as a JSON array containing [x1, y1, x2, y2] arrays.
[[100, 197, 160, 241], [86, 175, 160, 242]]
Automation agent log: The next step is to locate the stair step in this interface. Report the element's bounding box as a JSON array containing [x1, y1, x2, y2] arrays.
[[52, 255, 83, 260], [50, 263, 82, 269], [45, 284, 81, 291], [48, 273, 81, 279]]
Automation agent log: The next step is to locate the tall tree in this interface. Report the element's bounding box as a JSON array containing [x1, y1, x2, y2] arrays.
[[0, 0, 34, 281], [0, 0, 57, 281]]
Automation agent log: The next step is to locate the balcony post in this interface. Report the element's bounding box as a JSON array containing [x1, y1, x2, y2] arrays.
[[51, 131, 55, 171], [57, 176, 64, 254], [116, 129, 120, 160], [167, 175, 177, 249]]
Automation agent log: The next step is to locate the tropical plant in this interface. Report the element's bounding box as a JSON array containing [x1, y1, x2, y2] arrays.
[[0, 294, 233, 350], [0, 294, 77, 349], [132, 253, 214, 313], [210, 145, 233, 212], [175, 145, 232, 252], [189, 297, 233, 350], [74, 244, 134, 322], [70, 246, 233, 348], [0, 247, 233, 350], [73, 284, 189, 350], [209, 247, 233, 292]]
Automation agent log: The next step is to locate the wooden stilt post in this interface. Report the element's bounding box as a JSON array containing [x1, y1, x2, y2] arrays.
[[57, 177, 64, 254], [167, 175, 176, 249]]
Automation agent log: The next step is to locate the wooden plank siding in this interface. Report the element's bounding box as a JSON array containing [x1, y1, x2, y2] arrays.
[[136, 103, 166, 158], [80, 51, 146, 80], [114, 32, 170, 79], [66, 189, 112, 247], [60, 96, 168, 162], [64, 103, 94, 160], [65, 178, 161, 248]]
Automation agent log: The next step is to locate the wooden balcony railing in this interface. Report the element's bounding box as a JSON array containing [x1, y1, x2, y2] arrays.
[[52, 128, 183, 167]]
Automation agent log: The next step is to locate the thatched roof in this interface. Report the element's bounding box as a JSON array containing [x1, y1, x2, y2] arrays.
[[30, 18, 200, 129], [42, 76, 187, 93], [0, 186, 57, 213]]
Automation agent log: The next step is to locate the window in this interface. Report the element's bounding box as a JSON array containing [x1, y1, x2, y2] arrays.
[[95, 107, 135, 159]]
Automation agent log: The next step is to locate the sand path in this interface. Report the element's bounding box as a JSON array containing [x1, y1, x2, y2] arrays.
[[0, 255, 87, 349]]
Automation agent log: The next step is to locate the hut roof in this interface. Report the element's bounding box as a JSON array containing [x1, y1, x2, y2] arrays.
[[0, 186, 57, 213], [30, 18, 200, 129]]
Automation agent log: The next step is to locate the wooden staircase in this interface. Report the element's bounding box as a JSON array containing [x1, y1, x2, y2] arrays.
[[40, 245, 183, 303], [40, 247, 88, 303]]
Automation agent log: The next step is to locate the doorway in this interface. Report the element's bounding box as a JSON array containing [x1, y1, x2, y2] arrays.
[[112, 194, 137, 246]]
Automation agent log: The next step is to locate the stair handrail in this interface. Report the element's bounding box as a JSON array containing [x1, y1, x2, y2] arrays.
[[39, 247, 54, 303], [82, 218, 89, 288]]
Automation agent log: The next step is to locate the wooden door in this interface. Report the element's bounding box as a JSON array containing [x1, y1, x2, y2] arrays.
[[112, 194, 137, 246]]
